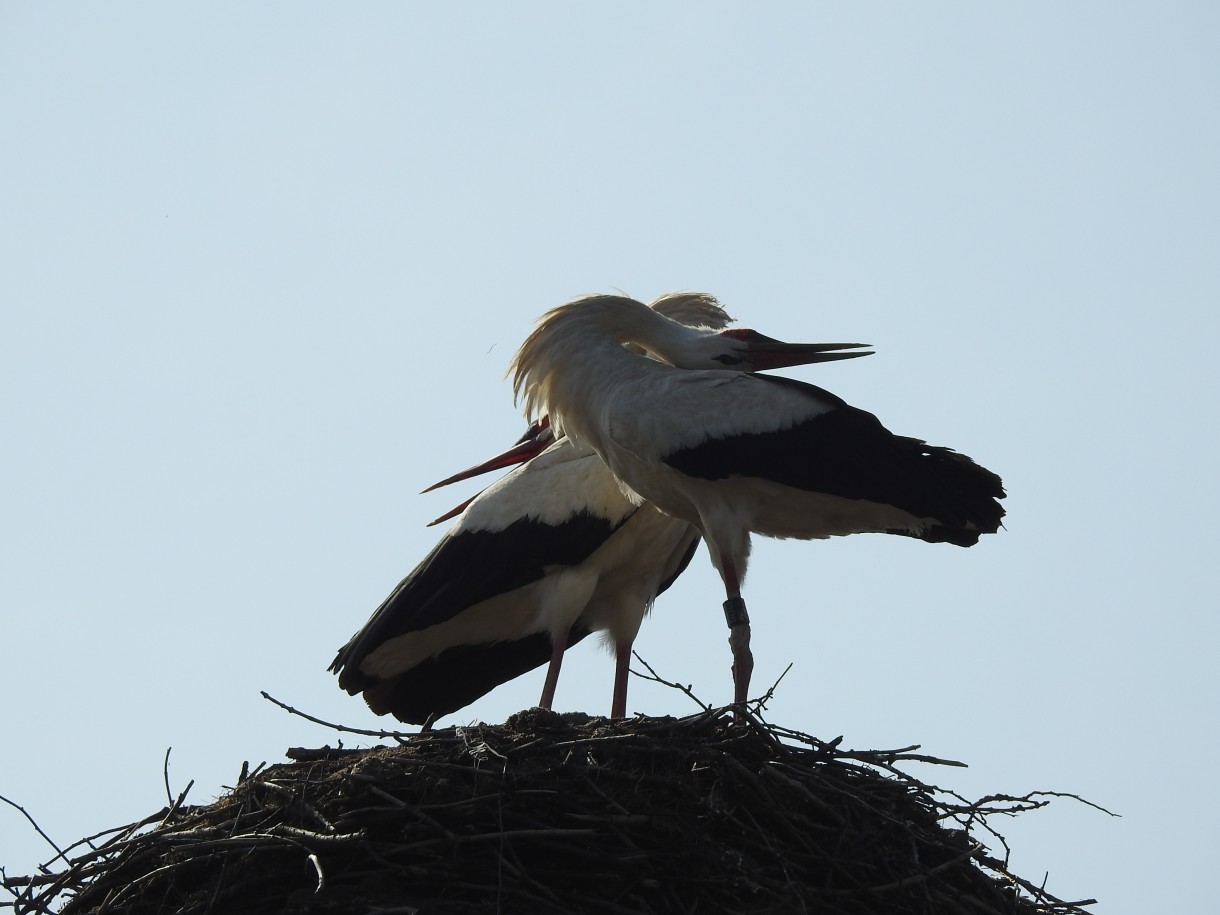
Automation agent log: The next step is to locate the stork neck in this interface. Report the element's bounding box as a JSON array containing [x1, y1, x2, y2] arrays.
[[552, 336, 671, 444], [512, 296, 712, 441]]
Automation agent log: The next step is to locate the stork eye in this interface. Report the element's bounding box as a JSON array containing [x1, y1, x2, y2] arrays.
[[713, 354, 744, 365]]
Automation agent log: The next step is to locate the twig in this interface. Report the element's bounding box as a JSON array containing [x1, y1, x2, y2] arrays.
[[972, 790, 1119, 820], [760, 763, 847, 826], [156, 780, 195, 831], [816, 841, 985, 897], [259, 691, 412, 742], [975, 851, 1099, 908], [0, 793, 66, 861], [751, 661, 794, 712], [253, 780, 336, 833], [161, 747, 173, 806], [629, 652, 712, 711]]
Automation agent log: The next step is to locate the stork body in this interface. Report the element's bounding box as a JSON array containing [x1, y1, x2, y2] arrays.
[[334, 293, 771, 723], [330, 435, 699, 722], [510, 296, 1006, 706]]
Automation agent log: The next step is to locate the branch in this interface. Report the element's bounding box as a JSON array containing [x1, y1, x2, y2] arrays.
[[259, 691, 412, 742], [0, 793, 65, 861], [628, 652, 712, 711], [749, 661, 793, 712]]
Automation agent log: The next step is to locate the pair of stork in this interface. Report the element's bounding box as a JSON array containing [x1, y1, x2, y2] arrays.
[[330, 293, 1005, 724]]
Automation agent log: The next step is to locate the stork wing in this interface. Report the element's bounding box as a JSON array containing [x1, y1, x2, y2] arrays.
[[330, 439, 643, 723], [660, 374, 1006, 545]]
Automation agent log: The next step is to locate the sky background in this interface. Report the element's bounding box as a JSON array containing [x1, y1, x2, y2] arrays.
[[3, 4, 1218, 912]]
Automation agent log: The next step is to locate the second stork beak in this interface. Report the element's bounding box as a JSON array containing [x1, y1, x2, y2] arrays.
[[421, 417, 556, 527], [421, 417, 554, 494], [717, 329, 874, 372]]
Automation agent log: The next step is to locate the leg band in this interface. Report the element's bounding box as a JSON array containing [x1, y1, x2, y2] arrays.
[[723, 597, 749, 628]]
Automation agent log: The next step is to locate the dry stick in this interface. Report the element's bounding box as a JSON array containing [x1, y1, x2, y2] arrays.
[[253, 780, 335, 834], [750, 660, 794, 712], [203, 851, 233, 915], [0, 793, 66, 864], [1, 882, 53, 915], [284, 746, 367, 762], [817, 841, 985, 898], [760, 721, 964, 770], [82, 810, 168, 854], [975, 852, 1100, 909], [19, 807, 247, 888], [156, 780, 195, 831], [259, 690, 413, 742], [760, 762, 848, 826], [365, 786, 456, 840], [731, 703, 789, 753], [821, 740, 968, 771], [161, 746, 173, 806], [629, 652, 713, 711], [630, 675, 785, 735], [972, 790, 1119, 820], [243, 760, 269, 783]]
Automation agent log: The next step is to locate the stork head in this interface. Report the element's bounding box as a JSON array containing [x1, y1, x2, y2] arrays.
[[675, 327, 873, 372], [510, 294, 872, 436]]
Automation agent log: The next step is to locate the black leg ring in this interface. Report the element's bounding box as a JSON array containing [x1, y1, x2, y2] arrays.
[[723, 597, 749, 628]]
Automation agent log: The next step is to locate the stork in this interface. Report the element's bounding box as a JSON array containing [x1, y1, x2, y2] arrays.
[[510, 295, 1006, 708], [330, 428, 696, 722], [331, 294, 865, 722]]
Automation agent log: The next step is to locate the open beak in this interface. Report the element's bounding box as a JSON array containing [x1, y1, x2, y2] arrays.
[[717, 329, 873, 372], [426, 494, 480, 527], [421, 417, 554, 494], [422, 417, 556, 527]]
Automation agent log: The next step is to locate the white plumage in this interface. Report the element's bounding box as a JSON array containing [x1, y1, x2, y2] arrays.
[[333, 293, 748, 722], [510, 295, 1004, 707]]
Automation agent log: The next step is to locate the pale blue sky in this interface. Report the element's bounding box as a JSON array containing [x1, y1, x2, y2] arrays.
[[3, 5, 1218, 911]]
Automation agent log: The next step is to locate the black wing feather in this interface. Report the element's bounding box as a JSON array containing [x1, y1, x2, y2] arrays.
[[664, 376, 1005, 546], [332, 509, 628, 690], [359, 626, 594, 724]]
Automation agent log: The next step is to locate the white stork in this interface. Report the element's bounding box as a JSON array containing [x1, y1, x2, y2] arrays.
[[510, 295, 1006, 708], [331, 294, 865, 723], [331, 428, 696, 723]]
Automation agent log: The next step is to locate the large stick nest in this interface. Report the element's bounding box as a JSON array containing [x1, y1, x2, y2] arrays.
[[4, 708, 1099, 915]]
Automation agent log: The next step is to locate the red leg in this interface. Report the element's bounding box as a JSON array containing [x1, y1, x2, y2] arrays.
[[538, 627, 570, 711], [719, 557, 754, 707], [610, 641, 633, 719], [727, 616, 753, 705]]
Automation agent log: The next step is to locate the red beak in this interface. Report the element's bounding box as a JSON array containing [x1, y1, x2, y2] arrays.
[[716, 329, 873, 372], [421, 417, 554, 494], [422, 417, 556, 527]]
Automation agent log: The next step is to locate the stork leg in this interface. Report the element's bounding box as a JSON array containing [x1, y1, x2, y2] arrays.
[[610, 641, 633, 719], [719, 559, 753, 707], [538, 627, 570, 711]]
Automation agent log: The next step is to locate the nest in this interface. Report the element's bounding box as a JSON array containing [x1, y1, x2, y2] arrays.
[[4, 708, 1099, 915]]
